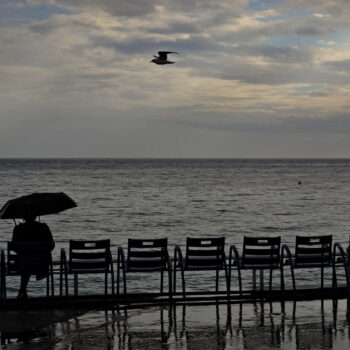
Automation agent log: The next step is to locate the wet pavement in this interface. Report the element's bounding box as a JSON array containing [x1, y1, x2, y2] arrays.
[[1, 299, 350, 349]]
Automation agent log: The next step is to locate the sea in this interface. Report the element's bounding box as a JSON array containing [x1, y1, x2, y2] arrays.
[[1, 158, 350, 296]]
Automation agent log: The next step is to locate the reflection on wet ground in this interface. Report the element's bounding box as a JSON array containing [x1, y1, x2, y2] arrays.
[[1, 299, 350, 349]]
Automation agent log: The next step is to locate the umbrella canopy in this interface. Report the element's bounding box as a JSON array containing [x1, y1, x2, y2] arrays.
[[0, 192, 77, 219]]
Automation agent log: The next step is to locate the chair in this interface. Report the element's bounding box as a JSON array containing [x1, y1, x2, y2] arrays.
[[117, 238, 172, 296], [281, 235, 332, 293], [229, 236, 281, 296], [173, 237, 229, 297], [60, 239, 114, 296], [1, 241, 54, 300], [332, 242, 350, 295]]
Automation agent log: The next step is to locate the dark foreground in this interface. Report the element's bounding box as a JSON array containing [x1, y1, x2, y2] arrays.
[[1, 299, 350, 349]]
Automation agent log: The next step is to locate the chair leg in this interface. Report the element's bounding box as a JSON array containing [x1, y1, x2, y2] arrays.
[[280, 264, 284, 292], [51, 265, 54, 297], [173, 265, 177, 294], [224, 265, 230, 299], [237, 268, 242, 297], [74, 274, 78, 296], [105, 271, 108, 296], [160, 271, 164, 294], [111, 270, 115, 296], [117, 263, 120, 295], [65, 271, 68, 296], [332, 263, 338, 295], [216, 270, 219, 293], [60, 267, 63, 297], [181, 267, 185, 298], [291, 266, 296, 295], [3, 276, 6, 300], [168, 268, 172, 299], [122, 268, 127, 295]]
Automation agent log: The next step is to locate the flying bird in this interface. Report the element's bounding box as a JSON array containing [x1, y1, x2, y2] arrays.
[[151, 51, 178, 65]]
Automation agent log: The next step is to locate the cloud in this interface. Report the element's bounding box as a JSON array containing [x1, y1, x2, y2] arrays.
[[324, 59, 350, 73], [1, 0, 350, 157]]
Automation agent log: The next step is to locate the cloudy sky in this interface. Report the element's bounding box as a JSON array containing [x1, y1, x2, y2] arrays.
[[1, 0, 350, 157]]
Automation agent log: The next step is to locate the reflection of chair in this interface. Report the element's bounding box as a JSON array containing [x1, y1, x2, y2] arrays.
[[294, 300, 333, 349], [1, 241, 54, 300], [117, 238, 172, 295], [281, 235, 332, 293], [229, 236, 281, 296], [174, 237, 229, 297], [60, 239, 114, 296], [116, 307, 173, 349]]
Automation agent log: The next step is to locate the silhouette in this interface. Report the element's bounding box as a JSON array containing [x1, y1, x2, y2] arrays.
[[11, 215, 55, 298], [150, 51, 178, 65]]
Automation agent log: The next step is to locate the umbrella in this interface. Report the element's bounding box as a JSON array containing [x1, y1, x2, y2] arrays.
[[0, 192, 77, 219]]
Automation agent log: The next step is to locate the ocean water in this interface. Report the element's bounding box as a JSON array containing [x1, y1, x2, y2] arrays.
[[1, 158, 350, 296]]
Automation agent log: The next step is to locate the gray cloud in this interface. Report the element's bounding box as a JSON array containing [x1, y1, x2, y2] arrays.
[[2, 0, 350, 158], [162, 110, 350, 135], [324, 59, 350, 73]]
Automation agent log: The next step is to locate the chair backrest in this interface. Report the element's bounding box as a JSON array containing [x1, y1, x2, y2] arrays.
[[7, 241, 53, 274], [127, 238, 168, 271], [294, 235, 332, 266], [69, 239, 110, 272], [185, 237, 225, 269], [242, 236, 281, 268]]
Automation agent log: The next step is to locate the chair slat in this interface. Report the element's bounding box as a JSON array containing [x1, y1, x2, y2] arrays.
[[244, 248, 279, 256], [295, 256, 331, 265], [244, 237, 281, 246], [128, 238, 167, 248], [296, 235, 332, 245], [129, 250, 164, 258], [187, 249, 224, 257], [296, 247, 331, 255], [70, 239, 110, 250], [71, 252, 107, 260], [187, 237, 225, 247], [186, 258, 223, 267], [70, 261, 108, 270]]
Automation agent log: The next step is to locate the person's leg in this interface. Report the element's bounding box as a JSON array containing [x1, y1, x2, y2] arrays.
[[18, 274, 30, 298]]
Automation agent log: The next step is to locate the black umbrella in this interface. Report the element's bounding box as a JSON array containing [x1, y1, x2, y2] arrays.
[[0, 192, 77, 219]]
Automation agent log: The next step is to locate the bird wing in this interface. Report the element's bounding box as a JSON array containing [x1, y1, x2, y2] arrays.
[[158, 51, 178, 60]]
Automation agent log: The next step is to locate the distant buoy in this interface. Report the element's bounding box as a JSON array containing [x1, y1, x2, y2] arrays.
[[298, 180, 302, 185]]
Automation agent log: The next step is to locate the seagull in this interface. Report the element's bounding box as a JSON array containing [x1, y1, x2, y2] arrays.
[[151, 51, 178, 65]]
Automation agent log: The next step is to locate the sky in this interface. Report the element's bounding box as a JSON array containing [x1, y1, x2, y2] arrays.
[[1, 0, 350, 158]]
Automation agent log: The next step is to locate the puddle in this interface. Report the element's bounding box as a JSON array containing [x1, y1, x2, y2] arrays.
[[1, 299, 350, 349]]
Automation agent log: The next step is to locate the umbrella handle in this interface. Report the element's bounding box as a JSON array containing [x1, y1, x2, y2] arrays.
[[13, 219, 17, 226]]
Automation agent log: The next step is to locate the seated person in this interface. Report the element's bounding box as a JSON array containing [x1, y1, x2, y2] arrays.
[[11, 215, 55, 298]]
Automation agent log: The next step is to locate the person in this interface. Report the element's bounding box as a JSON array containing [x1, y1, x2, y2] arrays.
[[11, 215, 55, 298]]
